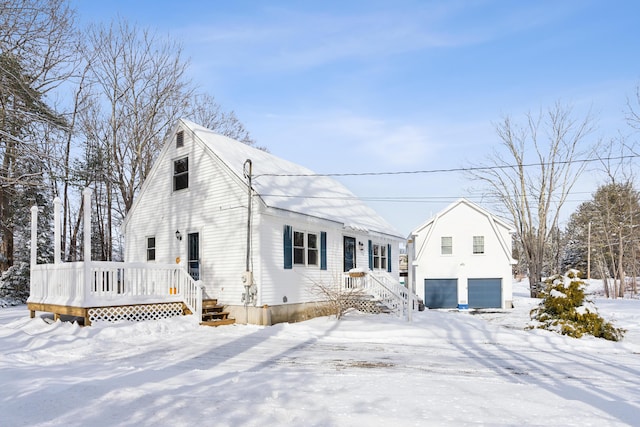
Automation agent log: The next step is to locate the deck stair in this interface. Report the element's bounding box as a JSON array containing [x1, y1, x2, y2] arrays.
[[198, 299, 235, 326]]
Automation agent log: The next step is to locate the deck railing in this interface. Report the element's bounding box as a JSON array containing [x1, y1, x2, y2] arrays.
[[29, 261, 203, 319]]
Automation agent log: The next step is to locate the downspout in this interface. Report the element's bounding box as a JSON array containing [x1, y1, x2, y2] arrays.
[[244, 159, 252, 274]]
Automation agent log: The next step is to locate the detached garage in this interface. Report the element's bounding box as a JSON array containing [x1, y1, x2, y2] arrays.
[[409, 199, 516, 310]]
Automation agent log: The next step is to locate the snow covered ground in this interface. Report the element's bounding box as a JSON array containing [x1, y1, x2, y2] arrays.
[[1, 281, 639, 427]]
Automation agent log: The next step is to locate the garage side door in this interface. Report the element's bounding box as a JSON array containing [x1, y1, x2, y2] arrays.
[[424, 279, 458, 309], [468, 278, 502, 309]]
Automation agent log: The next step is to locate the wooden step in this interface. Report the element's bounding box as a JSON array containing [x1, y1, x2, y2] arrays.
[[202, 311, 230, 321], [200, 299, 235, 326], [200, 318, 236, 327], [202, 299, 219, 308]]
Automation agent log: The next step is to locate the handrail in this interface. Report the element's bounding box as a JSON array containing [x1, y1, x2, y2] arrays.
[[367, 272, 407, 317], [175, 267, 203, 321], [343, 270, 419, 318]]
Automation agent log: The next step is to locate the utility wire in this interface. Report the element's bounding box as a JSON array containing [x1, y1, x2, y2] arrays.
[[254, 154, 640, 178]]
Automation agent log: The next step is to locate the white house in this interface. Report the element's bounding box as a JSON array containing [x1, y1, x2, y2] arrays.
[[409, 199, 516, 310], [120, 119, 406, 324]]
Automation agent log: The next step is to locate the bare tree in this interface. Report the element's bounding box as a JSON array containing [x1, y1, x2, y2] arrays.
[[470, 103, 596, 297], [77, 19, 192, 259], [186, 93, 256, 147], [76, 17, 259, 260]]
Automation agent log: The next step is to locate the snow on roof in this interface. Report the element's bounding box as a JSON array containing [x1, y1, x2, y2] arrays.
[[183, 119, 402, 238]]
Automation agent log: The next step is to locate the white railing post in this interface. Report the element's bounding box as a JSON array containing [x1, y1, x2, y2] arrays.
[[83, 188, 92, 301], [30, 205, 38, 301], [53, 197, 62, 264], [30, 206, 38, 268], [196, 280, 203, 321]]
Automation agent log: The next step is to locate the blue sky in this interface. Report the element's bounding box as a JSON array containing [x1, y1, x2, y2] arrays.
[[71, 0, 640, 236]]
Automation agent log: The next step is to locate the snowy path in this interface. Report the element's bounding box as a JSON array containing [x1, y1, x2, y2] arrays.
[[1, 290, 639, 426]]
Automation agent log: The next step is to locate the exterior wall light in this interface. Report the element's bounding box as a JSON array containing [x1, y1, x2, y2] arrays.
[[175, 230, 182, 241]]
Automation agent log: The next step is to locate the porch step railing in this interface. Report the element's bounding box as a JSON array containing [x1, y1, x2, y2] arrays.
[[343, 270, 417, 318]]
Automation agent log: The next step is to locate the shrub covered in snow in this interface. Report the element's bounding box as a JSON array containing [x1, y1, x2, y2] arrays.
[[0, 262, 30, 305], [529, 270, 625, 341]]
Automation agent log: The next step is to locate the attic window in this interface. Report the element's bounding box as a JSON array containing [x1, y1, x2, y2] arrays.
[[176, 131, 184, 148], [441, 236, 452, 255], [173, 157, 188, 191], [473, 236, 485, 254]]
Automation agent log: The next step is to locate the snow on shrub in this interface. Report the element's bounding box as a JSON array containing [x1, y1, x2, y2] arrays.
[[0, 262, 30, 305], [529, 269, 625, 341]]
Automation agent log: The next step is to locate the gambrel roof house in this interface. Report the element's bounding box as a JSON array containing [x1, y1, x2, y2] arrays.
[[121, 119, 406, 324], [409, 198, 516, 310]]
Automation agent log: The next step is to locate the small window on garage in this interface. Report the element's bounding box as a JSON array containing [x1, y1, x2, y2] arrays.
[[441, 236, 452, 255], [473, 235, 485, 254]]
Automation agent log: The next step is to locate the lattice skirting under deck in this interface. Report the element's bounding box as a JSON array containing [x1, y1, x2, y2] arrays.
[[342, 298, 384, 314], [88, 302, 184, 323]]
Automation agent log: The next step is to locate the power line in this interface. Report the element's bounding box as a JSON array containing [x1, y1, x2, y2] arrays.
[[258, 193, 597, 205], [254, 154, 640, 178]]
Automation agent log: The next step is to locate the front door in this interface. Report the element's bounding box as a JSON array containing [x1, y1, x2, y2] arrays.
[[343, 236, 356, 272], [188, 232, 200, 280]]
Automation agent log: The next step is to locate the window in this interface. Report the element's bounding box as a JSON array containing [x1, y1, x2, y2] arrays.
[[173, 157, 188, 191], [307, 233, 318, 266], [473, 235, 485, 254], [293, 231, 305, 265], [146, 237, 156, 261], [293, 230, 319, 266], [441, 236, 452, 255], [176, 130, 184, 148], [372, 244, 388, 270], [284, 225, 326, 270]]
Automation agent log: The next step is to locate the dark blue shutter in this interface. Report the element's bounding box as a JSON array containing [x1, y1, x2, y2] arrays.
[[320, 232, 327, 270], [387, 243, 392, 272], [368, 240, 373, 270], [283, 225, 292, 269]]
